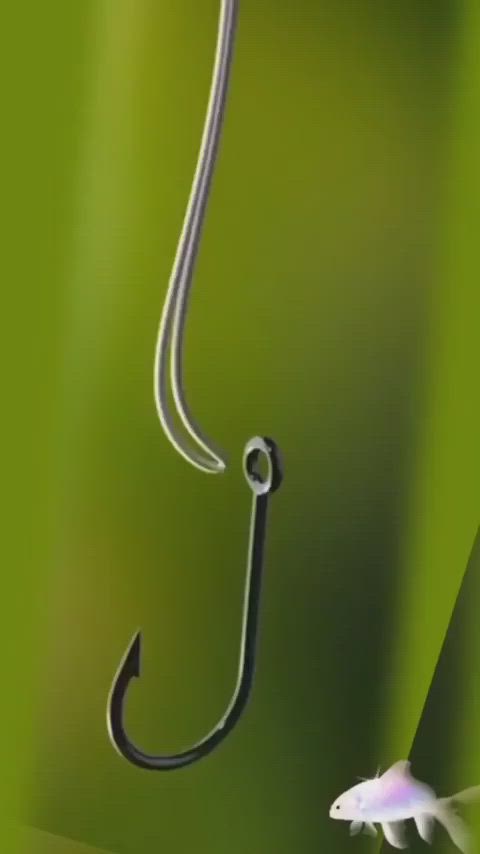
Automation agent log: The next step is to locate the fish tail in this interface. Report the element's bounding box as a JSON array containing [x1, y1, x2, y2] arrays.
[[450, 786, 480, 805], [433, 797, 471, 854]]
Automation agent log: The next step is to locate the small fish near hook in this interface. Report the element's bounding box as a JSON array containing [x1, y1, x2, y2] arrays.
[[107, 436, 282, 770]]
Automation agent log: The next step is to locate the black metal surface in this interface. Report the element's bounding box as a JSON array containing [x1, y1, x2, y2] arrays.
[[106, 437, 283, 770]]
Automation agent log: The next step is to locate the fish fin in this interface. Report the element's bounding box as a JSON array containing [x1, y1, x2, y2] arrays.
[[382, 821, 408, 849], [363, 823, 377, 837], [381, 761, 412, 781], [350, 821, 363, 836], [451, 786, 480, 805], [434, 798, 471, 853], [357, 766, 381, 782], [414, 813, 434, 844]]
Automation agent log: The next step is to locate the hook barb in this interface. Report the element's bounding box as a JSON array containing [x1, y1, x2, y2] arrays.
[[106, 436, 282, 770]]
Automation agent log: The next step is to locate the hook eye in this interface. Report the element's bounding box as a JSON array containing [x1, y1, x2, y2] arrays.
[[243, 436, 283, 496]]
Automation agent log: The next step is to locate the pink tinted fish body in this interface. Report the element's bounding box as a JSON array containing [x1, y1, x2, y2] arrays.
[[329, 760, 480, 853], [341, 768, 435, 822]]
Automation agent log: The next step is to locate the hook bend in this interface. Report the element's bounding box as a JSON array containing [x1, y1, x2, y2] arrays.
[[107, 437, 282, 770]]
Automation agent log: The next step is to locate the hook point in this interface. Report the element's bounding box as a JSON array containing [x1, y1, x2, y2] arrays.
[[121, 630, 142, 680]]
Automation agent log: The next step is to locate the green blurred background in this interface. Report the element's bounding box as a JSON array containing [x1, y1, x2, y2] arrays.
[[6, 1, 480, 852]]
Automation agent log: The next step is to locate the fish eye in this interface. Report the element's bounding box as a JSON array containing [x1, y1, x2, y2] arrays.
[[335, 805, 340, 810]]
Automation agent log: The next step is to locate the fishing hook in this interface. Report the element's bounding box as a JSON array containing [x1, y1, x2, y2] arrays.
[[107, 0, 282, 772], [107, 436, 282, 770], [154, 0, 238, 474]]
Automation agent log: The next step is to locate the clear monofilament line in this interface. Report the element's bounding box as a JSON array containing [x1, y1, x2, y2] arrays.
[[154, 0, 238, 474]]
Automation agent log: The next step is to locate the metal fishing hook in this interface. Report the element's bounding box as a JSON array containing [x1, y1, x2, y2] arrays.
[[153, 0, 238, 474], [107, 437, 282, 770], [107, 0, 283, 772]]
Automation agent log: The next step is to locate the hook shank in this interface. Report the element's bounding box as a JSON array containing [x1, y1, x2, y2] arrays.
[[106, 437, 282, 770]]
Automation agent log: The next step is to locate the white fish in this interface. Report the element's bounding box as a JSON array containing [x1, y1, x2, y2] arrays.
[[329, 760, 480, 852]]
